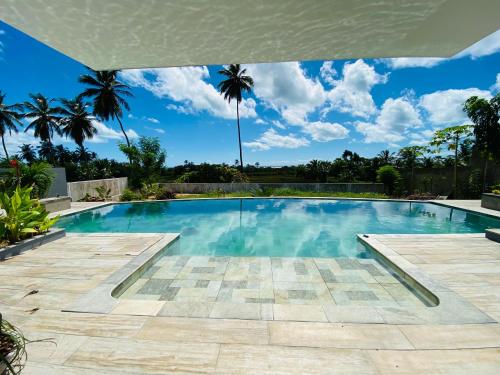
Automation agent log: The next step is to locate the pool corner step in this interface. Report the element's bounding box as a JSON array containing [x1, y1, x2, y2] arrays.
[[485, 228, 500, 243]]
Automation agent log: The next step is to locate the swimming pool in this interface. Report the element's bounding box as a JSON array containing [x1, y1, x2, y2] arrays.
[[59, 198, 500, 258]]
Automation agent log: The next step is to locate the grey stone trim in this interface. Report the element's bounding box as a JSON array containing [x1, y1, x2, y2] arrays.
[[0, 228, 66, 260]]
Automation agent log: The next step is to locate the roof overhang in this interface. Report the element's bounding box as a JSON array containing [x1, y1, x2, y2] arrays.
[[0, 0, 499, 70]]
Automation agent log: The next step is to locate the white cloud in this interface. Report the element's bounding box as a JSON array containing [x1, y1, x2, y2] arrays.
[[355, 97, 422, 143], [243, 128, 310, 151], [87, 120, 139, 143], [319, 61, 337, 85], [165, 103, 194, 115], [0, 29, 4, 54], [409, 129, 435, 145], [254, 118, 267, 125], [146, 117, 160, 124], [245, 62, 325, 125], [301, 122, 349, 142], [325, 59, 388, 119], [271, 120, 286, 129], [381, 57, 444, 69], [127, 113, 137, 119], [120, 67, 257, 120], [381, 29, 500, 69], [492, 73, 500, 92], [145, 126, 165, 134], [419, 88, 492, 126]]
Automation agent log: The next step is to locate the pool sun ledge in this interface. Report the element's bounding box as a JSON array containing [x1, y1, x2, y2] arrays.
[[66, 231, 495, 325]]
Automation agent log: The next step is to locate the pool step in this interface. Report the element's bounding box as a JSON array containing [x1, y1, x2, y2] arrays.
[[485, 229, 500, 243]]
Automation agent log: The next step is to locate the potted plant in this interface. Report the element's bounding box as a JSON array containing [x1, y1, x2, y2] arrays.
[[0, 314, 27, 375]]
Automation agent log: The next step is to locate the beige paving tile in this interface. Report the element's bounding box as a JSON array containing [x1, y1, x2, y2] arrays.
[[209, 302, 261, 320], [157, 301, 213, 318], [136, 316, 269, 345], [66, 336, 219, 374], [22, 310, 147, 338], [25, 333, 87, 365], [269, 321, 413, 349], [110, 300, 165, 316], [368, 348, 500, 375], [399, 323, 500, 349], [272, 304, 328, 322], [216, 344, 378, 374]]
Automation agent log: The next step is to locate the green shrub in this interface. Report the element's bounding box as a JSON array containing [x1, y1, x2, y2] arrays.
[[0, 186, 59, 244], [466, 169, 483, 198], [120, 189, 141, 202], [376, 165, 400, 195], [95, 185, 112, 201], [1, 313, 28, 374]]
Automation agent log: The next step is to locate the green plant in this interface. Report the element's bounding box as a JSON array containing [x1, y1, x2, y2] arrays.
[[376, 165, 400, 195], [0, 314, 27, 375], [19, 162, 54, 198], [0, 186, 59, 244], [120, 188, 141, 202], [95, 185, 112, 201]]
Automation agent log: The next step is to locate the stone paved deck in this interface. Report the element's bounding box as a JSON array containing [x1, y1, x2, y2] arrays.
[[1, 231, 500, 374]]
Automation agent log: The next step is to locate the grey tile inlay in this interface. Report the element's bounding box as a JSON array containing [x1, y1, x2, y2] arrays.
[[195, 280, 210, 288], [294, 261, 307, 275], [191, 267, 215, 274], [138, 279, 173, 295], [346, 290, 379, 301], [160, 287, 180, 301], [319, 269, 337, 283], [246, 298, 275, 304], [288, 290, 318, 300]]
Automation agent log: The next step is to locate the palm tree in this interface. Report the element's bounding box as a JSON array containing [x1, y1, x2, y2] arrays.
[[59, 97, 97, 152], [23, 93, 63, 148], [19, 144, 37, 164], [377, 150, 395, 165], [217, 64, 254, 172], [0, 91, 24, 159], [79, 69, 133, 147]]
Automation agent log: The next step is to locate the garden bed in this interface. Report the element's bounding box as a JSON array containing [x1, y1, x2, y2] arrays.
[[481, 193, 500, 211], [0, 228, 65, 260]]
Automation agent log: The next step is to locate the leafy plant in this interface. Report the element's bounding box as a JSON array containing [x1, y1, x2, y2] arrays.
[[376, 165, 400, 195], [0, 314, 27, 375], [95, 185, 112, 201], [0, 186, 59, 244], [120, 188, 141, 202]]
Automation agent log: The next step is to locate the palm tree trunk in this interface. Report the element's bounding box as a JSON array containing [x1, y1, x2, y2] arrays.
[[236, 100, 243, 173], [453, 135, 458, 197], [117, 116, 130, 147], [1, 135, 9, 160]]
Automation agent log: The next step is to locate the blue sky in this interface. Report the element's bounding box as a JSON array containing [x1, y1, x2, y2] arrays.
[[1, 20, 499, 166]]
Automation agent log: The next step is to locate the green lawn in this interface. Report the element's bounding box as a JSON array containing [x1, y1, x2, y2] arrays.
[[176, 188, 388, 199]]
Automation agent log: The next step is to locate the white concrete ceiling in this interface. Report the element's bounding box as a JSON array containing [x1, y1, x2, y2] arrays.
[[0, 0, 499, 70]]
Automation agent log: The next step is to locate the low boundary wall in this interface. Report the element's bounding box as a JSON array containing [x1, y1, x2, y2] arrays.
[[159, 182, 384, 194], [67, 177, 128, 201]]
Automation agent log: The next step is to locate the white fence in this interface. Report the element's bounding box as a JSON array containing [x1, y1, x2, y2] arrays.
[[67, 177, 128, 201]]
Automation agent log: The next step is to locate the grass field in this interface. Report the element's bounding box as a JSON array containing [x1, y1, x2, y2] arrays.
[[176, 188, 388, 199]]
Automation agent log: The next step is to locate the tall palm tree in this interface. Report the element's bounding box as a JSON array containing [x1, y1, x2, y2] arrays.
[[23, 93, 63, 147], [78, 69, 133, 147], [0, 91, 24, 159], [59, 96, 97, 151], [377, 150, 394, 165], [217, 64, 254, 172], [19, 143, 37, 164]]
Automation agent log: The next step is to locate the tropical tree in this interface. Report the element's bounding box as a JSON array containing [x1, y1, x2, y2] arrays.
[[217, 64, 254, 172], [79, 69, 133, 147], [0, 92, 23, 159], [23, 93, 63, 162], [19, 144, 37, 164], [59, 96, 97, 152], [463, 94, 500, 190], [398, 146, 428, 194], [377, 150, 395, 165], [37, 141, 56, 162], [119, 136, 166, 187], [430, 125, 473, 196]]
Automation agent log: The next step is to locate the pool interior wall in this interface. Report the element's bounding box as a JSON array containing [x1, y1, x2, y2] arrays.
[[58, 198, 500, 259]]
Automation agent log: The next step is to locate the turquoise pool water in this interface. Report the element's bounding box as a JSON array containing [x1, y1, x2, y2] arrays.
[[59, 199, 500, 258]]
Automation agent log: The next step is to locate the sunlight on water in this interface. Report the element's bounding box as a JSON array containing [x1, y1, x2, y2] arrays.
[[59, 199, 500, 258]]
